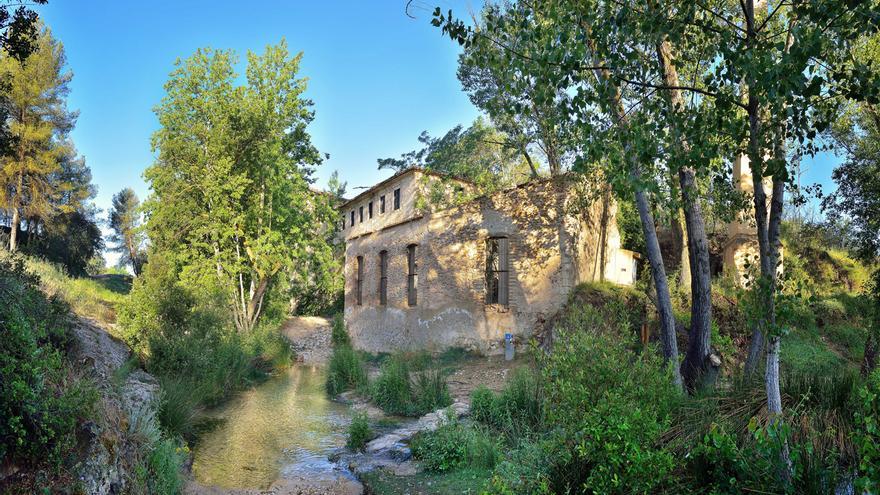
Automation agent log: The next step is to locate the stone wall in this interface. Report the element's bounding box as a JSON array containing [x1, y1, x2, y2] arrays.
[[343, 176, 635, 354]]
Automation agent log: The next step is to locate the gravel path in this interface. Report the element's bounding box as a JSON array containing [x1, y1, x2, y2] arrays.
[[281, 316, 333, 365]]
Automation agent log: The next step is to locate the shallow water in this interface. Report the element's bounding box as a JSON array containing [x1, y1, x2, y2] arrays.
[[191, 364, 354, 489]]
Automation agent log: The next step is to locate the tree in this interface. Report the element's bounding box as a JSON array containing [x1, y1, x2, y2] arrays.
[[147, 40, 335, 332], [825, 33, 880, 376], [457, 10, 576, 177], [326, 170, 347, 200], [434, 4, 687, 390], [0, 25, 76, 251], [0, 1, 49, 158], [379, 117, 531, 193], [108, 187, 145, 276]]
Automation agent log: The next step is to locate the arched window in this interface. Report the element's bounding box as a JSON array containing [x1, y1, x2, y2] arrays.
[[378, 250, 388, 305], [356, 256, 364, 306], [406, 244, 417, 307], [486, 237, 509, 306]]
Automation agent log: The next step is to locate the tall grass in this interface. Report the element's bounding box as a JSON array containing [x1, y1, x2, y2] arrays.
[[326, 343, 368, 396], [370, 354, 451, 417], [18, 255, 130, 325]]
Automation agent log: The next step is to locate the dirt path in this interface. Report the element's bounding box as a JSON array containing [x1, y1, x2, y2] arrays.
[[281, 316, 333, 365]]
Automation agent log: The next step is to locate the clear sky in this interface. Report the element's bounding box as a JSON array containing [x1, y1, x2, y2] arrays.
[[35, 0, 840, 263]]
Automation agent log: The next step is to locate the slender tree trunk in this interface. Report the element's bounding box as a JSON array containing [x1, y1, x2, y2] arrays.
[[520, 145, 539, 178], [583, 24, 683, 390], [598, 185, 611, 282], [8, 173, 23, 252], [653, 35, 714, 390], [677, 211, 691, 289]]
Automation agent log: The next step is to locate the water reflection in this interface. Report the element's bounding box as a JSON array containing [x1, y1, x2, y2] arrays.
[[191, 365, 352, 489]]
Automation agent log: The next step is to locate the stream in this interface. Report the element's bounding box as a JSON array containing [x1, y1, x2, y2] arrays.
[[191, 364, 355, 490]]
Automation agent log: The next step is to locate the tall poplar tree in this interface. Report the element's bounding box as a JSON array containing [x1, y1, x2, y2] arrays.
[[147, 41, 335, 332]]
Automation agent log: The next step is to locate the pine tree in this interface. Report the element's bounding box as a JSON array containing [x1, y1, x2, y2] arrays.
[[0, 25, 76, 251], [108, 187, 145, 276]]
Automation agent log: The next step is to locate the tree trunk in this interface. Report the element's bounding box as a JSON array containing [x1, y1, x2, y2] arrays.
[[678, 211, 690, 289], [653, 35, 714, 391], [520, 145, 539, 178], [581, 20, 682, 390], [678, 166, 714, 390], [8, 173, 23, 252], [634, 184, 683, 389]]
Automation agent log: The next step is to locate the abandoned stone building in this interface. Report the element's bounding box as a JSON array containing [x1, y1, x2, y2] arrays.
[[339, 168, 639, 354]]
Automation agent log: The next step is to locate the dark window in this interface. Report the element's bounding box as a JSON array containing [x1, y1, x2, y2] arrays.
[[394, 188, 401, 210], [486, 237, 509, 306], [342, 216, 346, 230], [350, 210, 355, 226], [356, 256, 364, 305], [368, 201, 373, 219], [359, 206, 364, 222], [406, 244, 417, 306], [380, 195, 386, 214], [379, 250, 388, 305]]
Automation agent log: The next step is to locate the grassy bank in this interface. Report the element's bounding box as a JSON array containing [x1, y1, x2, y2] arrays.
[[392, 280, 879, 494]]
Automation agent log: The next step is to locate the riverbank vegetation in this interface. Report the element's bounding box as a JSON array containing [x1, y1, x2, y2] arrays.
[[327, 315, 453, 417]]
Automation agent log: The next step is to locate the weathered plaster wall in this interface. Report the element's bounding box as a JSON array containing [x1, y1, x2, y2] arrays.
[[343, 176, 634, 354]]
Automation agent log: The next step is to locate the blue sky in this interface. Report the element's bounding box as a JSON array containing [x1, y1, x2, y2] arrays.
[[36, 0, 840, 261]]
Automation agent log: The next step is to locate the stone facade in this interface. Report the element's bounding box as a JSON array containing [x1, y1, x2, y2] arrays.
[[721, 155, 783, 284], [340, 169, 638, 354]]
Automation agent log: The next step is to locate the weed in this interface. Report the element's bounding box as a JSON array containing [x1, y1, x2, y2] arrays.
[[347, 412, 373, 451]]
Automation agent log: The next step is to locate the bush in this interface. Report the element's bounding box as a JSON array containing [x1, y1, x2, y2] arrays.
[[330, 313, 350, 346], [347, 412, 373, 451], [0, 256, 97, 467], [118, 255, 291, 437], [856, 369, 880, 492], [326, 343, 368, 396], [127, 403, 185, 495], [370, 354, 451, 416], [521, 305, 677, 494], [814, 297, 848, 326], [470, 367, 543, 439], [411, 415, 500, 472]]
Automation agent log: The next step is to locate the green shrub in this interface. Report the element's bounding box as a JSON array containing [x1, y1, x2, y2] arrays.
[[0, 256, 97, 467], [127, 403, 185, 495], [347, 412, 373, 451], [411, 417, 500, 472], [470, 368, 543, 439], [856, 369, 880, 492], [330, 313, 350, 346], [539, 306, 679, 494], [371, 355, 414, 415], [119, 254, 291, 436], [326, 343, 368, 396], [370, 354, 451, 416]]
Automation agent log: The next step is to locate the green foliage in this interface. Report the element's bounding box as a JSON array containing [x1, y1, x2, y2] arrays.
[[108, 187, 145, 276], [326, 343, 368, 396], [856, 369, 880, 492], [378, 117, 532, 205], [470, 368, 543, 439], [330, 313, 350, 346], [370, 353, 452, 417], [346, 412, 372, 451], [0, 256, 96, 468], [146, 39, 336, 333], [127, 403, 185, 495], [616, 197, 646, 255], [23, 256, 129, 325], [411, 415, 500, 473], [119, 253, 290, 438]]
